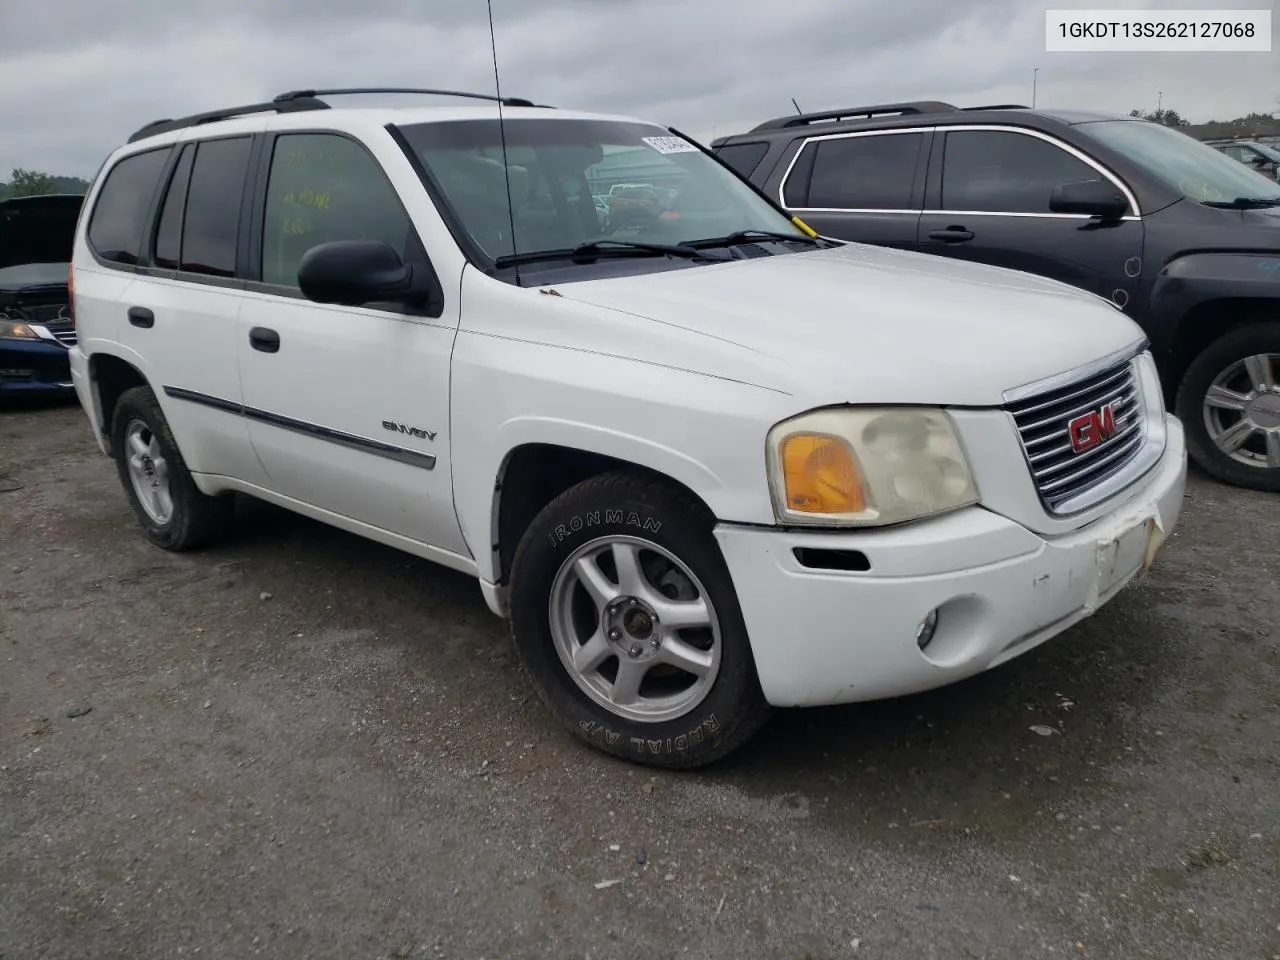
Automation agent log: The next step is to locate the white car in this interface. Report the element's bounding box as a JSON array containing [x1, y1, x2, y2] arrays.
[[67, 87, 1187, 768]]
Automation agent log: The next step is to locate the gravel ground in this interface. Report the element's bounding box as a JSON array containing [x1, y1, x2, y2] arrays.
[[1, 397, 1277, 960]]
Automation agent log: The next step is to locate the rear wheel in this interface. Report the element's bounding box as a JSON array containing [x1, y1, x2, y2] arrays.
[[1176, 323, 1280, 492], [507, 471, 769, 768], [111, 385, 234, 550]]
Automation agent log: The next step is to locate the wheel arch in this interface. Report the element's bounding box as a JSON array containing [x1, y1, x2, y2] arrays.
[[489, 442, 720, 605], [1165, 298, 1280, 404], [86, 351, 152, 456]]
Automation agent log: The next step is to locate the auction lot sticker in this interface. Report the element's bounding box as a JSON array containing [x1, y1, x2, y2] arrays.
[[1046, 9, 1271, 51], [642, 136, 700, 155]]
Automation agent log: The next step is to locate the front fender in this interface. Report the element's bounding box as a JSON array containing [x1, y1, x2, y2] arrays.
[[1145, 252, 1280, 363], [449, 354, 790, 585]]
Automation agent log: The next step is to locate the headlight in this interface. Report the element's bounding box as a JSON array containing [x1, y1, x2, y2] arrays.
[[0, 321, 40, 341], [765, 407, 979, 527]]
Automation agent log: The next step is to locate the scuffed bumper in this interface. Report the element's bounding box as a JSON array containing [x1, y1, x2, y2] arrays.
[[714, 415, 1187, 708]]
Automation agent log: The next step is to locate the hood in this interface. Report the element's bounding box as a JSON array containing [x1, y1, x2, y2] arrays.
[[547, 243, 1146, 407], [0, 194, 83, 272]]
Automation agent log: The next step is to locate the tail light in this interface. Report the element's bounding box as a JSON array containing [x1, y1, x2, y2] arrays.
[[67, 264, 76, 327]]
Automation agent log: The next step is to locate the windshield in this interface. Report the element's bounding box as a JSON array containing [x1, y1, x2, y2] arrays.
[[1083, 119, 1280, 204], [1245, 142, 1280, 163], [395, 117, 806, 271]]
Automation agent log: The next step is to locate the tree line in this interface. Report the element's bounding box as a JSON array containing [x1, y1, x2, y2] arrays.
[[1129, 107, 1279, 139], [0, 168, 91, 202]]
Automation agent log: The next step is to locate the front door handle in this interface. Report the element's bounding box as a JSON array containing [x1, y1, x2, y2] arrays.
[[127, 306, 154, 328], [249, 327, 280, 353], [927, 227, 975, 244]]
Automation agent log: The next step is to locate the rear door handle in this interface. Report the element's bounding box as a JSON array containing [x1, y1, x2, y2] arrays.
[[248, 327, 280, 353], [927, 227, 975, 243], [127, 306, 154, 328]]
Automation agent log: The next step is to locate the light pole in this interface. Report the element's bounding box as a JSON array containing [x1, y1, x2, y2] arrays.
[[1032, 67, 1039, 107]]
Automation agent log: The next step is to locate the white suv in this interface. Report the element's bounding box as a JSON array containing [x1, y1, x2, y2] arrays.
[[67, 88, 1187, 768]]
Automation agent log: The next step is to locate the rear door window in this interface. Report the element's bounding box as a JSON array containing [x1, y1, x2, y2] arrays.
[[179, 136, 253, 277], [794, 133, 924, 210], [151, 144, 195, 270], [87, 147, 171, 265]]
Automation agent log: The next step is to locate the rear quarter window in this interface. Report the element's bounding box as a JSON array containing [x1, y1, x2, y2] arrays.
[[714, 141, 770, 179], [87, 147, 171, 265]]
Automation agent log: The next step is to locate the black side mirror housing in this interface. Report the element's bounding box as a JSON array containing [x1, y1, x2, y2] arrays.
[[297, 240, 442, 311], [1049, 179, 1129, 220]]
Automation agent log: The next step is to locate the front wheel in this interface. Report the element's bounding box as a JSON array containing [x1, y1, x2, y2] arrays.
[[507, 471, 769, 769], [1176, 323, 1280, 493]]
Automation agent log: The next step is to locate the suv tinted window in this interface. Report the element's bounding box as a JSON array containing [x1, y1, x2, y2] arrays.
[[799, 133, 923, 209], [715, 142, 769, 178], [152, 144, 194, 270], [261, 133, 415, 288], [87, 147, 170, 265], [941, 130, 1102, 214], [181, 136, 252, 277]]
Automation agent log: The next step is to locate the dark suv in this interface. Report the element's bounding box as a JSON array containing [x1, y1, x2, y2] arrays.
[[712, 101, 1280, 492]]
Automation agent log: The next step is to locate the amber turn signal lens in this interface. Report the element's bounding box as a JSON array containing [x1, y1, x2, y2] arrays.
[[780, 433, 864, 514]]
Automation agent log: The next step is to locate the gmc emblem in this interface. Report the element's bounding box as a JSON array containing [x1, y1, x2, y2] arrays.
[[1068, 404, 1117, 454]]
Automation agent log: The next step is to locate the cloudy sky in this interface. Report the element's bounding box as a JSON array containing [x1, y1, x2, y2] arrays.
[[2, 0, 1276, 178]]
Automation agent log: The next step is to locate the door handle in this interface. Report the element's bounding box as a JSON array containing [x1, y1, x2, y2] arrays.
[[927, 227, 975, 244], [127, 306, 154, 328], [248, 327, 280, 353]]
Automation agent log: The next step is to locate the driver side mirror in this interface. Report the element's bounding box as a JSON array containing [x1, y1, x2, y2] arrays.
[[298, 240, 442, 311], [1049, 179, 1129, 220]]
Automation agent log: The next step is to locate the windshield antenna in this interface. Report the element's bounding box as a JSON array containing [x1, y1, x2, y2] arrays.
[[487, 0, 521, 285], [791, 98, 802, 115]]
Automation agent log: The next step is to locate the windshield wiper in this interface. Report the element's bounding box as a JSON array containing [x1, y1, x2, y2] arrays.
[[494, 239, 728, 268], [1201, 196, 1280, 209], [679, 229, 826, 249]]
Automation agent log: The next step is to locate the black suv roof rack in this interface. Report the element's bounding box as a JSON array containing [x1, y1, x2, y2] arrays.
[[747, 100, 1034, 133], [749, 101, 960, 132], [127, 86, 545, 144]]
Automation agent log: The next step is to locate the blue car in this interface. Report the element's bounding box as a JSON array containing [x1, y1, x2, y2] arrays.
[[0, 194, 84, 398]]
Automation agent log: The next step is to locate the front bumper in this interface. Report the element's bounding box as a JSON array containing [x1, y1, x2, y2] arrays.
[[713, 414, 1187, 708], [0, 339, 73, 395]]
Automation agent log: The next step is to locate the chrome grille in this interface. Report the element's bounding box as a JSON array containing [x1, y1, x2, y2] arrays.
[[48, 326, 77, 347], [1007, 357, 1145, 514]]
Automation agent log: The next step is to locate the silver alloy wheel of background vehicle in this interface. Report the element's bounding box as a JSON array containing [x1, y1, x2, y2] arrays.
[[548, 535, 723, 724], [1202, 352, 1280, 469], [124, 419, 174, 524]]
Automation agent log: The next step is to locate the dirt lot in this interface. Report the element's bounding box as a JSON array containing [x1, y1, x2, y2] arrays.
[[1, 398, 1277, 960]]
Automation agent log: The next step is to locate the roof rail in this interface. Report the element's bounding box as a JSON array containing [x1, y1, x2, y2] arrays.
[[962, 103, 1030, 111], [126, 86, 546, 145], [272, 87, 542, 109], [749, 101, 958, 132], [126, 94, 329, 143]]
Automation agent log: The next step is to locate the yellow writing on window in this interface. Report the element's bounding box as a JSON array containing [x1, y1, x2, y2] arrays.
[[279, 188, 331, 210]]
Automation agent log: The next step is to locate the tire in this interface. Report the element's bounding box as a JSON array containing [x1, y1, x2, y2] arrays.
[[507, 470, 770, 769], [110, 385, 235, 550], [1175, 322, 1280, 493]]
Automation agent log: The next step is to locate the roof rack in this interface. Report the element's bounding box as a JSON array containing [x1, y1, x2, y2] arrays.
[[963, 103, 1029, 111], [749, 101, 959, 132], [127, 86, 546, 144]]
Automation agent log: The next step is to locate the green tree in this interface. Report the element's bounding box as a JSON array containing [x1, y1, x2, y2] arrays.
[[1129, 107, 1189, 127], [6, 168, 59, 198]]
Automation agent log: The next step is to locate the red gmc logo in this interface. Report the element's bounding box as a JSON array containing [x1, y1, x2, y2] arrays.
[[1068, 403, 1118, 453]]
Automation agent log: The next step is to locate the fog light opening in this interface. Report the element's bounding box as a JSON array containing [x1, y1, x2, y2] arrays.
[[916, 608, 940, 650]]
